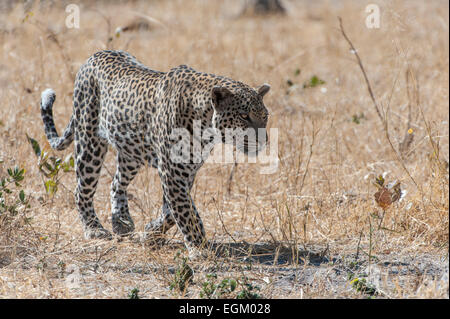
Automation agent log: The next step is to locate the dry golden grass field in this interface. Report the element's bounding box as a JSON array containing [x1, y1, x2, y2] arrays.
[[0, 0, 448, 299]]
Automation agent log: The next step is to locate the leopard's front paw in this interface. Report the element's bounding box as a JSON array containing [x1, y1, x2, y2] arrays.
[[112, 215, 135, 236], [84, 226, 112, 240]]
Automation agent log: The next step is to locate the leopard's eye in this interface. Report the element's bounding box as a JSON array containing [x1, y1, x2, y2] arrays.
[[240, 113, 250, 121]]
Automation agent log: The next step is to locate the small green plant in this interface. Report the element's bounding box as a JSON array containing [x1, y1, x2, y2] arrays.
[[200, 274, 260, 299], [350, 277, 377, 296], [128, 287, 140, 299], [169, 251, 194, 294], [303, 75, 326, 88], [0, 164, 29, 217], [351, 113, 366, 124], [200, 273, 218, 299], [236, 277, 261, 299], [26, 134, 74, 196], [200, 273, 237, 299]]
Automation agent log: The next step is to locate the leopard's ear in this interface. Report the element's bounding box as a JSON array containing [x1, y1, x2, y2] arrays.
[[211, 86, 233, 111], [257, 83, 270, 97]]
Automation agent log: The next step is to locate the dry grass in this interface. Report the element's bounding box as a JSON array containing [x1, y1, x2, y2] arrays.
[[0, 0, 448, 299]]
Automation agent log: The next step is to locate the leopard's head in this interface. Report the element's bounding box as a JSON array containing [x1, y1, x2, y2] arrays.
[[211, 82, 270, 156]]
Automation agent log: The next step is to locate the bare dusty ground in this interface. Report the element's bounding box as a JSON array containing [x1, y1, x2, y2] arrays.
[[0, 0, 448, 298]]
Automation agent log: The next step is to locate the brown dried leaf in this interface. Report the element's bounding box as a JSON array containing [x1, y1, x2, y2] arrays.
[[374, 187, 392, 209]]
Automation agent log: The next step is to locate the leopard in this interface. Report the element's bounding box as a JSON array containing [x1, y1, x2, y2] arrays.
[[40, 50, 270, 258]]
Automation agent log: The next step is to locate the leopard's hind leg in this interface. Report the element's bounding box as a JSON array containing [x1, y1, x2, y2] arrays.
[[72, 76, 111, 239], [111, 153, 141, 236]]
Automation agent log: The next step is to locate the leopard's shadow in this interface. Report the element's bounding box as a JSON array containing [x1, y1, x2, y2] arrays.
[[143, 238, 330, 266], [208, 241, 330, 266]]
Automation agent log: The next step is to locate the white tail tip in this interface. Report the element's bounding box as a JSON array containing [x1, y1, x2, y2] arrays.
[[41, 88, 55, 110]]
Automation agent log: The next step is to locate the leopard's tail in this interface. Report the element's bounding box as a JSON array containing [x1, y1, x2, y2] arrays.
[[40, 88, 74, 151]]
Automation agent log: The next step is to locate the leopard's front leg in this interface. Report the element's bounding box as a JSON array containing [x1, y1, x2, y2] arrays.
[[158, 163, 208, 259]]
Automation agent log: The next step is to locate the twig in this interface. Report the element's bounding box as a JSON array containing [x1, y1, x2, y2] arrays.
[[368, 215, 373, 275], [93, 246, 116, 273], [338, 17, 384, 124], [294, 119, 305, 188], [91, 9, 115, 50], [338, 16, 422, 194], [355, 230, 363, 262], [29, 21, 75, 81], [212, 197, 237, 244], [227, 161, 238, 195], [297, 120, 319, 196], [399, 68, 415, 157]]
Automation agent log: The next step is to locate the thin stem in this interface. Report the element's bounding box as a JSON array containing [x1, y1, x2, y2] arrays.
[[338, 17, 384, 124]]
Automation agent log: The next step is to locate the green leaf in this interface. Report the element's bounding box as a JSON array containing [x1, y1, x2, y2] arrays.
[[230, 279, 237, 291], [62, 154, 75, 172], [43, 161, 55, 173], [352, 113, 366, 124], [44, 180, 58, 195], [54, 157, 62, 168], [13, 168, 25, 182], [128, 288, 140, 299], [26, 134, 41, 157], [19, 190, 25, 203], [375, 175, 385, 187], [303, 75, 326, 88]]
